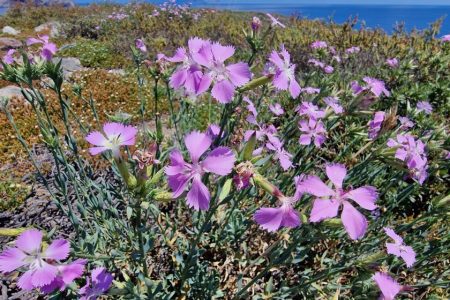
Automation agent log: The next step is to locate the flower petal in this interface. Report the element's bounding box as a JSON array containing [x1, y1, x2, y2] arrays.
[[383, 227, 404, 244], [211, 43, 235, 62], [280, 206, 301, 228], [211, 80, 236, 104], [254, 207, 283, 232], [226, 62, 251, 87], [186, 175, 210, 211], [341, 202, 367, 240], [372, 272, 402, 300], [184, 131, 212, 163], [344, 186, 378, 210], [325, 163, 347, 188], [0, 248, 27, 272], [88, 146, 109, 156], [16, 229, 42, 253], [289, 78, 301, 98], [201, 147, 236, 175], [18, 270, 35, 290], [31, 262, 58, 287], [170, 69, 188, 89], [400, 246, 416, 268], [85, 131, 108, 147], [299, 176, 334, 197], [309, 199, 340, 222], [44, 239, 70, 261]]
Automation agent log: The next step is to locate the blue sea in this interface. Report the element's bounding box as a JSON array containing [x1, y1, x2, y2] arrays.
[[3, 0, 450, 35]]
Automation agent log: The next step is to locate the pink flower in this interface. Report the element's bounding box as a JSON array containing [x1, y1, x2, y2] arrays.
[[2, 49, 16, 64], [441, 34, 450, 42], [135, 38, 147, 53], [372, 272, 402, 300], [166, 131, 236, 210], [345, 46, 360, 54], [323, 65, 334, 73], [269, 103, 284, 116], [40, 259, 87, 294], [386, 58, 399, 68], [416, 101, 432, 114], [193, 42, 251, 103], [324, 96, 344, 114], [266, 135, 293, 170], [296, 101, 326, 119], [266, 13, 286, 28], [300, 164, 378, 240], [27, 35, 57, 61], [384, 227, 416, 267], [79, 267, 113, 300], [0, 229, 73, 291], [267, 45, 301, 99], [251, 16, 262, 31], [206, 123, 223, 139], [301, 87, 320, 95], [311, 40, 328, 49], [298, 118, 327, 148], [352, 77, 390, 97], [85, 122, 137, 157], [308, 58, 325, 69], [368, 111, 385, 140], [254, 177, 304, 231], [398, 116, 413, 130]]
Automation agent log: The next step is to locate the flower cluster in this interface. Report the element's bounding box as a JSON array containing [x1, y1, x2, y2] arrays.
[[27, 35, 58, 61], [352, 77, 390, 98], [297, 101, 327, 148]]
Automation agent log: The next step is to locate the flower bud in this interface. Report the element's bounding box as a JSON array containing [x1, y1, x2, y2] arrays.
[[251, 16, 262, 33]]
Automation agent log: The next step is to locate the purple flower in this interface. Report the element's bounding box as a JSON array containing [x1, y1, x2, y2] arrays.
[[308, 58, 325, 69], [301, 87, 320, 95], [2, 49, 16, 64], [40, 259, 87, 294], [27, 35, 57, 61], [79, 267, 113, 300], [386, 58, 399, 68], [398, 116, 414, 130], [368, 111, 385, 140], [269, 103, 284, 116], [416, 101, 432, 114], [0, 229, 72, 290], [166, 131, 236, 210], [300, 164, 378, 240], [298, 118, 327, 148], [296, 101, 326, 119], [85, 122, 137, 157], [351, 80, 365, 95], [311, 40, 328, 49], [372, 272, 402, 300], [254, 177, 304, 231], [266, 135, 293, 170], [323, 65, 334, 74], [233, 162, 254, 190], [384, 227, 416, 267], [251, 16, 262, 31], [266, 13, 285, 28], [324, 96, 344, 114], [135, 38, 147, 53], [206, 123, 222, 139], [363, 77, 390, 97], [387, 134, 428, 184], [441, 34, 450, 42], [267, 45, 301, 99], [345, 46, 360, 54], [193, 42, 251, 103]]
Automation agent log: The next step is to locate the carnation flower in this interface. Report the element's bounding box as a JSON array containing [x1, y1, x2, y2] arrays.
[[386, 58, 399, 68], [86, 122, 137, 157], [311, 40, 328, 49], [266, 13, 286, 28], [324, 96, 344, 114], [166, 131, 236, 210], [41, 259, 87, 294], [372, 272, 403, 300], [2, 49, 16, 64], [135, 38, 147, 53], [267, 45, 301, 98], [384, 227, 416, 267], [416, 101, 432, 114], [79, 267, 113, 300], [233, 161, 254, 190], [27, 35, 57, 61], [345, 46, 360, 54], [300, 164, 378, 240], [398, 116, 414, 130], [298, 118, 327, 148], [441, 34, 450, 42], [251, 16, 262, 31], [0, 229, 79, 291], [323, 65, 334, 73], [254, 176, 304, 231], [352, 77, 390, 97], [269, 103, 284, 116], [296, 101, 326, 119], [301, 87, 321, 95], [368, 111, 385, 140], [266, 135, 293, 170]]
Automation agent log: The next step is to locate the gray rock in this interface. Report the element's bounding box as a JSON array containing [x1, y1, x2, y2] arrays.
[[0, 86, 22, 99], [0, 37, 21, 50], [52, 57, 83, 79], [2, 26, 20, 35], [34, 21, 61, 38]]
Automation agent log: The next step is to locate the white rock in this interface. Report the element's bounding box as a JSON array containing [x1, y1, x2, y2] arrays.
[[2, 26, 20, 35], [0, 86, 23, 99], [34, 21, 61, 38]]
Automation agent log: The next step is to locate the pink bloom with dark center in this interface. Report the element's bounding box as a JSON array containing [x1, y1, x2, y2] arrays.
[[368, 111, 385, 139], [296, 101, 326, 119], [166, 131, 236, 210], [298, 118, 327, 148], [416, 101, 432, 114], [324, 96, 344, 114], [311, 40, 328, 49], [372, 272, 402, 300], [269, 103, 284, 116], [384, 227, 416, 267], [3, 49, 15, 64], [193, 42, 251, 103], [300, 164, 378, 240], [254, 176, 304, 231], [79, 267, 113, 300], [266, 135, 293, 170], [135, 39, 147, 53], [85, 122, 137, 157], [0, 229, 71, 290], [386, 58, 399, 68], [267, 45, 301, 99], [266, 13, 286, 28], [27, 35, 57, 61]]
